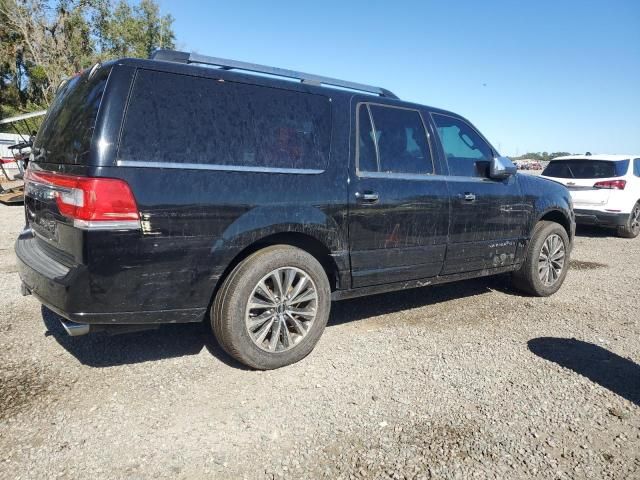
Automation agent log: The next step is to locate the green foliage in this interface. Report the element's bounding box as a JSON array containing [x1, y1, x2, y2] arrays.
[[0, 0, 175, 129], [95, 0, 175, 59]]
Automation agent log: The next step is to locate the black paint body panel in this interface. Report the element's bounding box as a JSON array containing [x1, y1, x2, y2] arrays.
[[16, 57, 575, 324], [441, 175, 526, 274]]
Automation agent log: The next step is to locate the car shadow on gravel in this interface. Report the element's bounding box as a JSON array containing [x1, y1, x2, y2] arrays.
[[41, 306, 249, 369], [528, 337, 640, 406], [40, 275, 517, 369], [330, 274, 518, 326]]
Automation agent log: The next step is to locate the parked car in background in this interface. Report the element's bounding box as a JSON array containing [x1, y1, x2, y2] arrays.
[[541, 154, 640, 238], [0, 133, 23, 180], [16, 51, 575, 369]]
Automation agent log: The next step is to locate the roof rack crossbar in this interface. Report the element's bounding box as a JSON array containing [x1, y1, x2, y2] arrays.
[[0, 110, 47, 125], [150, 49, 399, 99]]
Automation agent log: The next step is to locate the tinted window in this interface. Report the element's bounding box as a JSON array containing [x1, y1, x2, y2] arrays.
[[634, 158, 640, 177], [542, 159, 630, 179], [432, 113, 492, 177], [33, 66, 111, 164], [356, 103, 433, 175], [119, 70, 331, 170], [357, 104, 378, 172], [369, 105, 432, 174]]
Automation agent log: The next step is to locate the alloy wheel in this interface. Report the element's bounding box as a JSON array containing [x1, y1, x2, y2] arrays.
[[245, 267, 318, 352], [538, 233, 566, 286]]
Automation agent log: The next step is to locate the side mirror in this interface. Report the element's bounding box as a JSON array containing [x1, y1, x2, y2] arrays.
[[490, 156, 517, 179]]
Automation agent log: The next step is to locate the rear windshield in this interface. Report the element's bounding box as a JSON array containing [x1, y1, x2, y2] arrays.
[[32, 65, 111, 164], [118, 69, 331, 170], [542, 159, 629, 179]]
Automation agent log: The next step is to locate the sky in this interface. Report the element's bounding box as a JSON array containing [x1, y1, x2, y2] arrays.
[[156, 0, 640, 156]]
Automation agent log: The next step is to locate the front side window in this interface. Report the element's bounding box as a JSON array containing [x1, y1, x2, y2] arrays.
[[119, 70, 331, 170], [431, 113, 493, 177], [357, 103, 433, 175]]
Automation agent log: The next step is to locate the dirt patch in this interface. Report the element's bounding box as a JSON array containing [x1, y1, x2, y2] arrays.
[[287, 419, 531, 479], [0, 363, 51, 420], [570, 260, 608, 270]]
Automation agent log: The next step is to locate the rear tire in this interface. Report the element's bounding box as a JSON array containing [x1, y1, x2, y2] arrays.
[[617, 202, 640, 239], [512, 221, 570, 296], [211, 245, 331, 370]]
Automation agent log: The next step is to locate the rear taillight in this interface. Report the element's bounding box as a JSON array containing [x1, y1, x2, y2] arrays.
[[593, 179, 626, 190], [24, 170, 140, 230]]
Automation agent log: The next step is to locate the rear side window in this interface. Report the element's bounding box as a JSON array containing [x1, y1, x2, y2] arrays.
[[33, 66, 111, 164], [542, 159, 630, 179], [357, 105, 378, 172], [634, 158, 640, 177], [356, 103, 433, 175], [118, 70, 331, 170], [431, 113, 493, 177]]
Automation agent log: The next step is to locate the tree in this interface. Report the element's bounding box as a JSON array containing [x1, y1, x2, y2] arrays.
[[512, 152, 573, 161], [94, 0, 174, 59], [0, 0, 174, 126]]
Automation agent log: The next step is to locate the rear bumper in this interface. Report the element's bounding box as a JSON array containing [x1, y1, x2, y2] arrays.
[[15, 228, 206, 325], [574, 209, 629, 227]]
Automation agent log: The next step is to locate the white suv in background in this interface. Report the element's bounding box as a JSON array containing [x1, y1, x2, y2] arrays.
[[541, 154, 640, 238]]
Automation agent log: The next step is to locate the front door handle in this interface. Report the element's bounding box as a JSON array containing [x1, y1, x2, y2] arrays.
[[460, 192, 476, 202], [355, 191, 379, 203]]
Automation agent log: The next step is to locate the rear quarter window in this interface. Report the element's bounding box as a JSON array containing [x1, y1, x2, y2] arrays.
[[118, 70, 331, 171], [33, 66, 111, 164]]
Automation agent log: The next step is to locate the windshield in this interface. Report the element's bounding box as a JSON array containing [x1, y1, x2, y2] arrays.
[[542, 159, 629, 179], [32, 65, 111, 164]]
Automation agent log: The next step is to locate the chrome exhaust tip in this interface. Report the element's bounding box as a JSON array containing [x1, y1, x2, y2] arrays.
[[60, 319, 91, 336]]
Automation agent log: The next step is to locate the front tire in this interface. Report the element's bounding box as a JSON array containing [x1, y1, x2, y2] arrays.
[[512, 221, 570, 296], [212, 245, 331, 369], [617, 202, 640, 239]]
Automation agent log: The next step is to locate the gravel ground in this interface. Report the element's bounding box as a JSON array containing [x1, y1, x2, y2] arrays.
[[0, 203, 638, 480]]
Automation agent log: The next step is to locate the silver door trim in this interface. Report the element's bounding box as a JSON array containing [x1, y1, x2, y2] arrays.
[[116, 160, 325, 175]]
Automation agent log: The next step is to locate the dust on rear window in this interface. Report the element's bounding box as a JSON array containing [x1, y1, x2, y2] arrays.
[[32, 66, 111, 165], [542, 159, 629, 179]]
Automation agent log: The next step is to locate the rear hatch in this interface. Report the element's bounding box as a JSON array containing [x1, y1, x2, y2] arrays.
[[541, 159, 630, 207], [24, 64, 115, 264]]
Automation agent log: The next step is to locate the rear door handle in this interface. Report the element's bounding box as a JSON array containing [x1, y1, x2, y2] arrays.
[[355, 191, 379, 203]]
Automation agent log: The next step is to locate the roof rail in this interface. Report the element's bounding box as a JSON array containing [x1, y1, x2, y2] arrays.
[[150, 49, 399, 99]]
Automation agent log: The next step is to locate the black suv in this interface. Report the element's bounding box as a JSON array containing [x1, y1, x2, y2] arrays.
[[16, 50, 575, 369]]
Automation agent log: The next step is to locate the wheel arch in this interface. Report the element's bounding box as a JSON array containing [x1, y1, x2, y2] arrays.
[[537, 209, 573, 239], [224, 231, 340, 288], [207, 230, 346, 320]]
